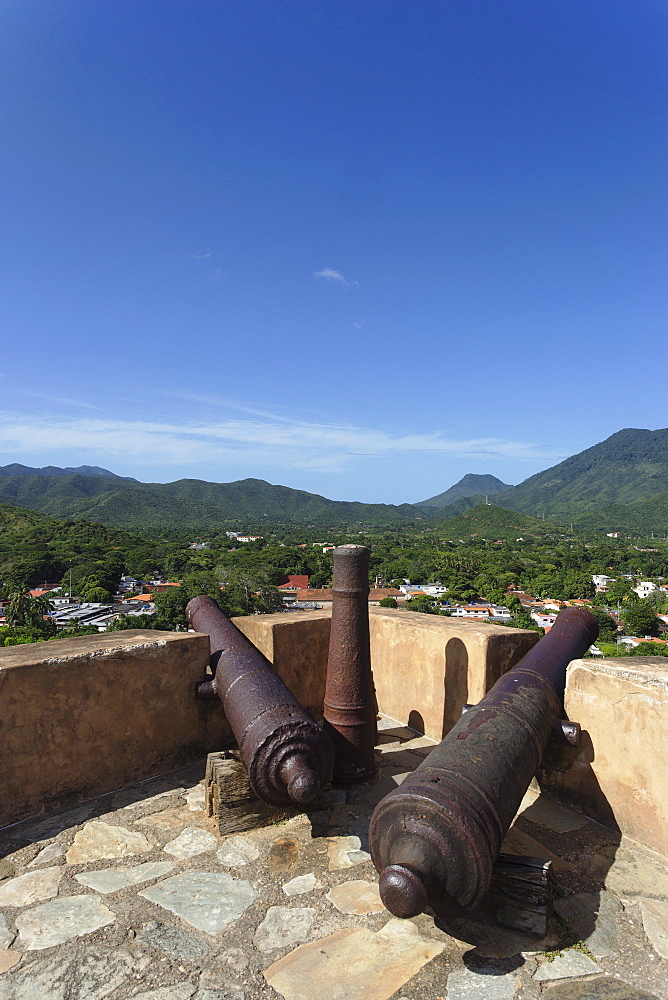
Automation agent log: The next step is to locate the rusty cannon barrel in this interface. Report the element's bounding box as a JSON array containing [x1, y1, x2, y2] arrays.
[[368, 606, 598, 918], [323, 544, 378, 784], [188, 595, 334, 807]]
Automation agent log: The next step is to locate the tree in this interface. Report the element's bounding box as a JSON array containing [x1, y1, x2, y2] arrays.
[[5, 592, 57, 638], [621, 602, 661, 638], [407, 595, 441, 615], [590, 607, 618, 643], [378, 597, 398, 608], [630, 641, 668, 656]]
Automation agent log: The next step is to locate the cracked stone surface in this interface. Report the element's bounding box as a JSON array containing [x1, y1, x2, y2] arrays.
[[15, 894, 116, 950], [447, 967, 519, 999], [282, 874, 319, 897], [0, 946, 135, 1000], [75, 861, 175, 894], [131, 987, 195, 1000], [264, 917, 445, 1000], [139, 872, 257, 934], [554, 891, 622, 958], [163, 828, 218, 859], [0, 916, 14, 950], [27, 842, 64, 867], [216, 837, 262, 868], [541, 979, 660, 999], [135, 921, 213, 963], [0, 867, 62, 907], [0, 951, 21, 974], [326, 880, 385, 914], [533, 950, 600, 980], [326, 835, 371, 871], [639, 897, 668, 959], [587, 843, 668, 898], [66, 821, 152, 863], [253, 906, 315, 952]]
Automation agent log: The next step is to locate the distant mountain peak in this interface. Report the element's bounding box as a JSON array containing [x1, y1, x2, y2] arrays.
[[416, 473, 512, 509], [0, 463, 137, 481]]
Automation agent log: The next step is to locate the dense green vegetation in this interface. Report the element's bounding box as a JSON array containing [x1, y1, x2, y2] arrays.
[[493, 428, 668, 517]]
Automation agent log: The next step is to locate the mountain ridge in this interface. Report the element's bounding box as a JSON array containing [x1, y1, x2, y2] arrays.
[[416, 473, 511, 509]]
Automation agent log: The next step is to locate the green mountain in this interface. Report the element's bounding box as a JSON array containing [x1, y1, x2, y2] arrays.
[[435, 504, 563, 541], [0, 463, 135, 480], [572, 490, 668, 537], [417, 473, 511, 509], [495, 428, 668, 517], [0, 473, 431, 531]]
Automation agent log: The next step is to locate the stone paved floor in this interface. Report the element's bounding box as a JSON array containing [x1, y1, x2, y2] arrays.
[[1, 717, 667, 1000]]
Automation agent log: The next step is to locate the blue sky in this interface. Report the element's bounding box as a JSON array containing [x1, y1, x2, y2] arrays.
[[1, 0, 666, 504]]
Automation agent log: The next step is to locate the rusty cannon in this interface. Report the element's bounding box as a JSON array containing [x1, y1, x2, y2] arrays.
[[188, 595, 334, 807], [368, 606, 598, 919], [323, 544, 378, 784]]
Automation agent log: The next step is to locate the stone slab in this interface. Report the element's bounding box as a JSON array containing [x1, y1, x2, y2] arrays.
[[0, 952, 21, 975], [446, 967, 519, 999], [326, 880, 385, 915], [282, 874, 319, 897], [0, 946, 135, 1000], [595, 843, 668, 898], [66, 821, 152, 863], [131, 987, 195, 1000], [163, 828, 218, 858], [135, 921, 213, 963], [253, 906, 315, 953], [15, 894, 116, 950], [27, 842, 65, 867], [327, 836, 371, 871], [639, 896, 668, 959], [501, 826, 574, 872], [75, 861, 175, 894], [0, 867, 62, 907], [264, 916, 445, 1000], [519, 793, 588, 833], [541, 978, 659, 999], [186, 786, 206, 811], [534, 950, 600, 981], [216, 837, 262, 867], [139, 872, 257, 934], [0, 917, 14, 951], [554, 892, 622, 959]]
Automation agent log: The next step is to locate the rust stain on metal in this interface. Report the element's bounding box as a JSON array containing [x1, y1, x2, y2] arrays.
[[187, 595, 334, 807], [323, 544, 378, 784], [369, 606, 598, 919]]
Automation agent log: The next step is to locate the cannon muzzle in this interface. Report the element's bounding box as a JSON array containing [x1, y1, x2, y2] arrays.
[[188, 595, 334, 806], [369, 606, 598, 917]]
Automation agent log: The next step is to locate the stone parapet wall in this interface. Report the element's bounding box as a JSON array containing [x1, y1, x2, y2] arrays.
[[539, 656, 668, 858], [0, 630, 226, 828]]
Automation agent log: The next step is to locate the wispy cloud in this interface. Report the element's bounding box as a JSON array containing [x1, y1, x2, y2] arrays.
[[19, 391, 104, 411], [313, 268, 357, 289], [191, 249, 212, 259], [0, 412, 565, 475]]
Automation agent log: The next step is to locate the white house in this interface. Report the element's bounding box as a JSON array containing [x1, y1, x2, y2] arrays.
[[592, 574, 616, 592], [633, 581, 657, 599]]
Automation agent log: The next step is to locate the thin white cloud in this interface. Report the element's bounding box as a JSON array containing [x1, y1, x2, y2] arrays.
[[191, 249, 212, 259], [313, 268, 357, 289], [0, 412, 565, 475]]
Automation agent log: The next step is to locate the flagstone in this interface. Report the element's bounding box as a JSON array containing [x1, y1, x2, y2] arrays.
[[0, 951, 21, 975], [135, 921, 212, 963], [131, 986, 195, 1000], [163, 828, 218, 858], [534, 950, 600, 981], [75, 861, 175, 894], [27, 842, 65, 868], [66, 821, 152, 863], [186, 786, 206, 811], [541, 978, 659, 999], [0, 867, 62, 907], [282, 874, 319, 897], [264, 916, 444, 1000], [0, 946, 134, 1000], [638, 896, 668, 959], [139, 872, 257, 934], [327, 835, 371, 871], [554, 891, 622, 959], [0, 916, 14, 950], [0, 862, 15, 883], [447, 966, 519, 999], [16, 895, 116, 950], [253, 906, 315, 953], [216, 837, 262, 867], [326, 880, 385, 915]]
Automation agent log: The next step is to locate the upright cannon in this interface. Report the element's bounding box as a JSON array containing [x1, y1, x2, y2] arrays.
[[369, 606, 598, 918]]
